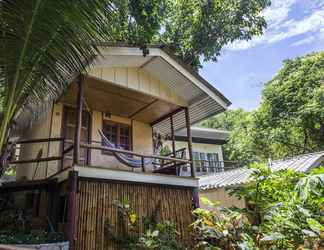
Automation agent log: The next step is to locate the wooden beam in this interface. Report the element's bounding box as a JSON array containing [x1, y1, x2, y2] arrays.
[[67, 170, 78, 250], [150, 107, 184, 126], [73, 74, 84, 165], [10, 156, 62, 165], [128, 99, 158, 119], [17, 137, 63, 144], [184, 107, 195, 178], [170, 115, 176, 157]]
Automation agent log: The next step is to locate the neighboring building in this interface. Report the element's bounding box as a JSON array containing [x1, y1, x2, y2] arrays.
[[165, 127, 234, 176], [0, 44, 231, 249], [199, 151, 324, 209]]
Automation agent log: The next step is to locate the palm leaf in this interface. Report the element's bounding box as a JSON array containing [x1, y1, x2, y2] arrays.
[[0, 0, 112, 152]]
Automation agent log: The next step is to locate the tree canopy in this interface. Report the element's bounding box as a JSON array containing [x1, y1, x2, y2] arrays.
[[201, 52, 324, 163], [104, 0, 270, 69]]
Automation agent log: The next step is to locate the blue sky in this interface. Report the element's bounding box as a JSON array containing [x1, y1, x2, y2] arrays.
[[200, 0, 324, 110]]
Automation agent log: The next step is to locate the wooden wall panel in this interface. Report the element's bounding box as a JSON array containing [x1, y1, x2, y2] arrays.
[[87, 67, 188, 107], [75, 179, 194, 250]]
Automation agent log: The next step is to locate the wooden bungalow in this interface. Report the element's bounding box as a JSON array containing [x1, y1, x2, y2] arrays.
[[1, 44, 231, 250]]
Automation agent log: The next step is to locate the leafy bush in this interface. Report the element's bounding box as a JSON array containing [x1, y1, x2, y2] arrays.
[[105, 199, 185, 250], [192, 164, 324, 249]]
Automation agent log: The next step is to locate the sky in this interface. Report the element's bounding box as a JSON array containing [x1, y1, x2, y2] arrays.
[[200, 0, 324, 111]]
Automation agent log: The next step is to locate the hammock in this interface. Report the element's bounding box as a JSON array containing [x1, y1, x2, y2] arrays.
[[98, 130, 152, 169]]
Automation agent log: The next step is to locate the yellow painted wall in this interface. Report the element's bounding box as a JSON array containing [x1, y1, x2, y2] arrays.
[[90, 111, 153, 171], [17, 103, 63, 180], [200, 187, 245, 210], [17, 102, 153, 180], [88, 67, 187, 107]]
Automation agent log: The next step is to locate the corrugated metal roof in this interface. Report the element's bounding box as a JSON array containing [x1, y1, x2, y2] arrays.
[[269, 151, 324, 172], [199, 151, 324, 190]]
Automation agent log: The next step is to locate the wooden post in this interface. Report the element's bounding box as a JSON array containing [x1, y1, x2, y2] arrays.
[[184, 107, 195, 178], [67, 171, 78, 250], [73, 75, 84, 165], [170, 115, 176, 157], [141, 156, 145, 172], [185, 108, 199, 207]]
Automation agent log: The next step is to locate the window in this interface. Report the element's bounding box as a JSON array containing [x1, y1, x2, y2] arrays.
[[193, 152, 201, 172], [102, 120, 131, 153], [207, 153, 219, 172], [200, 152, 207, 172]]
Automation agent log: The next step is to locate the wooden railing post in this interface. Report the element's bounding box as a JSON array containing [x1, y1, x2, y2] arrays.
[[67, 170, 78, 250], [141, 156, 145, 172], [73, 74, 84, 166]]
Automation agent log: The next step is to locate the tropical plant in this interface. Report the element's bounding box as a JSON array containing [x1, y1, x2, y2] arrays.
[[105, 199, 185, 250], [193, 164, 324, 249], [0, 0, 114, 171]]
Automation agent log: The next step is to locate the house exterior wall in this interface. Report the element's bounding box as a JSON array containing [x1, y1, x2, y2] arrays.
[[17, 102, 153, 180], [17, 103, 63, 180], [165, 140, 224, 162], [88, 67, 187, 107], [200, 187, 245, 209], [90, 110, 153, 171]]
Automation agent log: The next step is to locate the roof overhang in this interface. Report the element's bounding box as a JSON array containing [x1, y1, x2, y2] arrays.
[[94, 44, 231, 134]]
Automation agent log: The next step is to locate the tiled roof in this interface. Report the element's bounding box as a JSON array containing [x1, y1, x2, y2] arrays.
[[199, 151, 324, 190]]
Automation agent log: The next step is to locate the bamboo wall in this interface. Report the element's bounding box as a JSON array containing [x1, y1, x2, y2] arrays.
[[75, 178, 194, 250]]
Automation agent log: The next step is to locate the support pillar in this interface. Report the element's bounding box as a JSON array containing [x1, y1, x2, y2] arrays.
[[184, 107, 195, 178], [184, 107, 199, 208], [67, 170, 78, 250], [170, 115, 176, 157], [73, 74, 84, 165]]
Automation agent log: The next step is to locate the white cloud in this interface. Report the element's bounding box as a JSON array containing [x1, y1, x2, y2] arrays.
[[227, 0, 324, 50]]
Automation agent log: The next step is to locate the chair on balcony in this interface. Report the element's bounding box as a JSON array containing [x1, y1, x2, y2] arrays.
[[99, 130, 152, 169]]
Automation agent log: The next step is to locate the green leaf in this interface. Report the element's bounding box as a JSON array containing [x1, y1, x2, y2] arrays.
[[261, 232, 285, 242]]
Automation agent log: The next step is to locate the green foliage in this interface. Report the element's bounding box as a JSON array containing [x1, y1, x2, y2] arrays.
[[200, 109, 261, 165], [201, 52, 324, 163], [131, 221, 184, 250], [0, 0, 113, 159], [160, 0, 270, 69], [255, 52, 324, 158], [191, 205, 256, 250], [104, 0, 270, 69], [105, 199, 185, 250], [192, 164, 324, 249]]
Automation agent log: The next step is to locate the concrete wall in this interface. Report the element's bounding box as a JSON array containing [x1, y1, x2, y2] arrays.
[[200, 187, 245, 209]]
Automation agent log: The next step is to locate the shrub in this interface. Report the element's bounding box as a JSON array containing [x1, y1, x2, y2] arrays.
[[192, 164, 324, 249]]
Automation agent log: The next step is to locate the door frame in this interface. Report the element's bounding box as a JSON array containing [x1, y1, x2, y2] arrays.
[[61, 105, 92, 169]]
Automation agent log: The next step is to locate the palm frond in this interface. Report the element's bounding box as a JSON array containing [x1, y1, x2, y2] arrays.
[[0, 0, 112, 149]]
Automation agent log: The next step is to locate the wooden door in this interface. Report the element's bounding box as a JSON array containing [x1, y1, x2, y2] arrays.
[[62, 107, 90, 168]]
